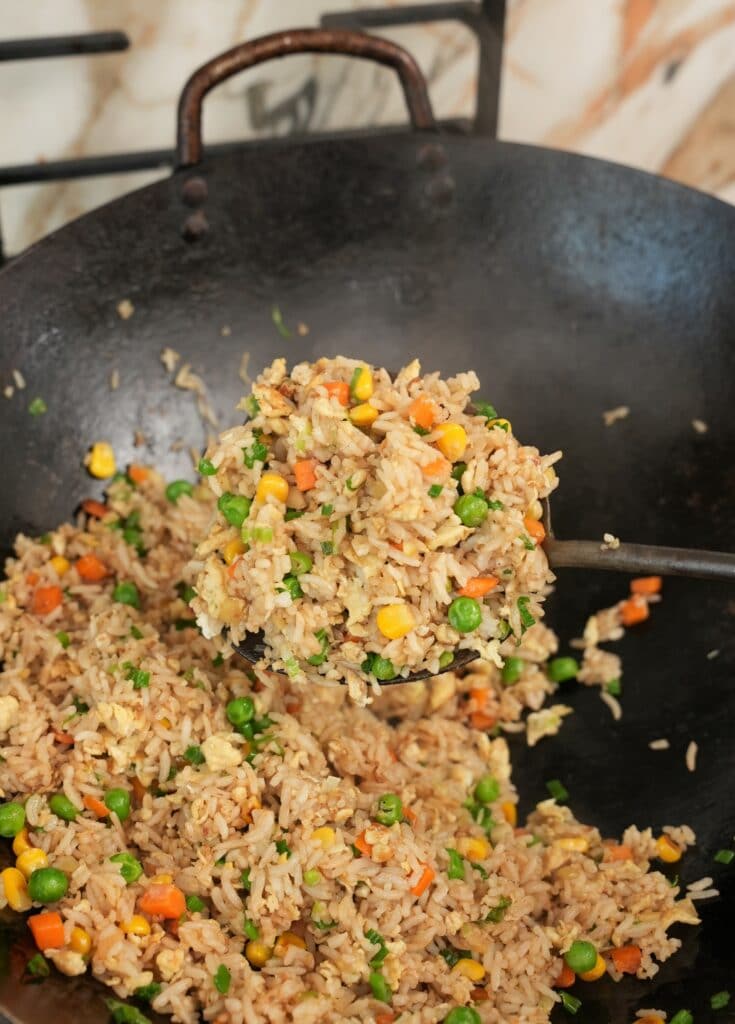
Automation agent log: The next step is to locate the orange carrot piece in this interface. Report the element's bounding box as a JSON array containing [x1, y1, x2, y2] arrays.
[[354, 830, 373, 857], [630, 576, 662, 595], [83, 794, 110, 818], [468, 687, 490, 707], [421, 458, 449, 479], [128, 464, 149, 484], [32, 585, 63, 616], [410, 863, 435, 898], [406, 397, 437, 430], [610, 945, 641, 975], [323, 381, 349, 406], [26, 571, 39, 586], [75, 553, 108, 582], [555, 962, 575, 988], [376, 1013, 396, 1024], [402, 806, 417, 825], [138, 883, 186, 919], [457, 576, 498, 599], [28, 911, 65, 951], [620, 595, 649, 627], [604, 843, 633, 862], [227, 557, 242, 579], [524, 516, 546, 545], [470, 711, 497, 731], [52, 729, 75, 745], [81, 499, 108, 518], [294, 459, 318, 491]]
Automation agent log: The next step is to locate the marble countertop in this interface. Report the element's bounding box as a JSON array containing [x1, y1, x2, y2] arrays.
[[2, 0, 735, 254]]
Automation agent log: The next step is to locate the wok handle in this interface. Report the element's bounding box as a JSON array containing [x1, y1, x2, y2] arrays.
[[545, 538, 735, 581], [176, 28, 436, 167]]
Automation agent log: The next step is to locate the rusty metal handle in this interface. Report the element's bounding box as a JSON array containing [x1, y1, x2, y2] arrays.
[[176, 28, 436, 167]]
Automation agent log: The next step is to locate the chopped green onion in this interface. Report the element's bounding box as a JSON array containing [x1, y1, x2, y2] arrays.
[[306, 628, 329, 666], [560, 992, 581, 1015], [252, 525, 273, 543], [474, 400, 498, 420], [285, 508, 304, 521], [243, 440, 268, 469], [130, 625, 144, 640], [517, 595, 535, 632], [279, 574, 303, 600], [321, 504, 333, 516], [451, 462, 467, 484], [520, 534, 535, 551], [714, 849, 734, 864], [275, 838, 291, 858], [123, 661, 150, 690], [28, 397, 47, 416], [186, 893, 205, 913], [670, 1012, 694, 1024], [289, 551, 312, 575], [438, 651, 454, 670], [212, 652, 224, 667], [174, 618, 198, 631], [365, 928, 389, 969], [271, 305, 291, 339], [428, 484, 443, 498], [446, 847, 465, 880], [484, 896, 511, 923], [413, 425, 430, 436], [26, 952, 50, 978], [56, 631, 70, 649], [486, 499, 504, 510], [133, 983, 161, 1003], [283, 655, 301, 678], [368, 971, 392, 1004], [470, 861, 489, 880], [605, 678, 622, 696], [711, 991, 731, 1010], [321, 541, 334, 555], [501, 656, 523, 685], [184, 745, 205, 765], [546, 779, 569, 803], [72, 696, 89, 714], [243, 919, 259, 941], [439, 947, 472, 969], [497, 619, 512, 641], [213, 964, 231, 994], [243, 395, 260, 418], [105, 998, 152, 1024]]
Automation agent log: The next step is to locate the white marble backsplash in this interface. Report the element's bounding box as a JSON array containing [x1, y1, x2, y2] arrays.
[[1, 0, 735, 254]]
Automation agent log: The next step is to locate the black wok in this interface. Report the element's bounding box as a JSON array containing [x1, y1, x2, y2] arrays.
[[0, 29, 733, 1024]]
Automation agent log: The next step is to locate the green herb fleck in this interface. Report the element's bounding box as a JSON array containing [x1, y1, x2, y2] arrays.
[[428, 484, 443, 498], [123, 661, 150, 690], [711, 991, 731, 1010], [546, 779, 569, 803], [517, 595, 536, 632], [321, 541, 334, 556], [130, 625, 144, 640], [271, 305, 291, 339], [275, 838, 292, 858], [519, 534, 535, 551], [560, 992, 581, 1015], [105, 998, 152, 1024], [56, 630, 70, 649], [321, 504, 334, 517], [714, 849, 734, 865], [413, 425, 430, 436], [213, 964, 231, 994], [484, 896, 511, 923], [244, 919, 259, 941], [28, 397, 47, 417], [133, 983, 161, 1003], [184, 745, 205, 766], [26, 952, 50, 978], [439, 946, 471, 969], [446, 847, 465, 880], [605, 678, 621, 696], [186, 893, 205, 913]]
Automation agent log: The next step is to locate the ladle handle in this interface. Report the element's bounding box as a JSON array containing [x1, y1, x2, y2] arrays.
[[545, 538, 735, 581]]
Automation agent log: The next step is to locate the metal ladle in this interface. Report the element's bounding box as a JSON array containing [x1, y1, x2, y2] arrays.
[[233, 497, 735, 682]]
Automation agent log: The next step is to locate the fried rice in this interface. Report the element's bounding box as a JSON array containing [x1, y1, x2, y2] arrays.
[[0, 364, 701, 1024]]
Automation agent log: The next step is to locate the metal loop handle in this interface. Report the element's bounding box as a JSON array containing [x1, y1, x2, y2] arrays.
[[176, 28, 436, 167]]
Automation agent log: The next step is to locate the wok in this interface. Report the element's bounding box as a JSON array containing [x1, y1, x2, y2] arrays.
[[0, 28, 733, 1024]]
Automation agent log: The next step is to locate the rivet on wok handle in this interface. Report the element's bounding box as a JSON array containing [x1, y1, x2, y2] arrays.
[[176, 28, 437, 168]]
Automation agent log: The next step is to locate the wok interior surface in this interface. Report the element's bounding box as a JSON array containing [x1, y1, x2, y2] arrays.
[[0, 133, 733, 1022]]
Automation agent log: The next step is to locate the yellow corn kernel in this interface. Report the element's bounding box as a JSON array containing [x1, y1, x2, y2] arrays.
[[1, 867, 32, 912], [351, 366, 374, 401], [274, 931, 307, 957], [245, 940, 272, 968], [487, 418, 511, 433], [70, 926, 92, 956], [86, 442, 117, 479], [12, 828, 31, 856], [348, 403, 379, 428], [16, 847, 48, 879], [376, 603, 415, 640], [655, 834, 681, 864], [452, 958, 486, 982], [456, 836, 491, 862], [122, 915, 151, 936], [501, 801, 517, 827], [50, 555, 70, 576], [555, 836, 589, 853], [433, 423, 467, 462], [579, 953, 606, 982], [223, 538, 246, 565], [150, 873, 173, 885], [526, 500, 543, 521], [256, 471, 289, 504], [159, 717, 171, 729], [310, 826, 336, 849]]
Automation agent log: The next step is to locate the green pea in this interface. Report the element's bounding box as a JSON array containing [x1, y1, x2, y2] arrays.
[[109, 852, 143, 885], [0, 802, 25, 837], [198, 458, 216, 476], [448, 597, 482, 633], [370, 656, 397, 681], [186, 893, 206, 913], [501, 656, 524, 685], [104, 788, 131, 822], [444, 1009, 481, 1024], [564, 940, 597, 974], [165, 480, 194, 503], [49, 793, 79, 822], [289, 551, 313, 575], [453, 494, 488, 528], [438, 651, 455, 670], [303, 869, 322, 887], [184, 745, 205, 765], [306, 629, 329, 667], [217, 492, 252, 528], [474, 775, 500, 804], [375, 793, 403, 827], [547, 657, 580, 683], [28, 866, 68, 904], [226, 697, 255, 727], [279, 574, 303, 600], [369, 971, 392, 1004], [113, 581, 140, 608]]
